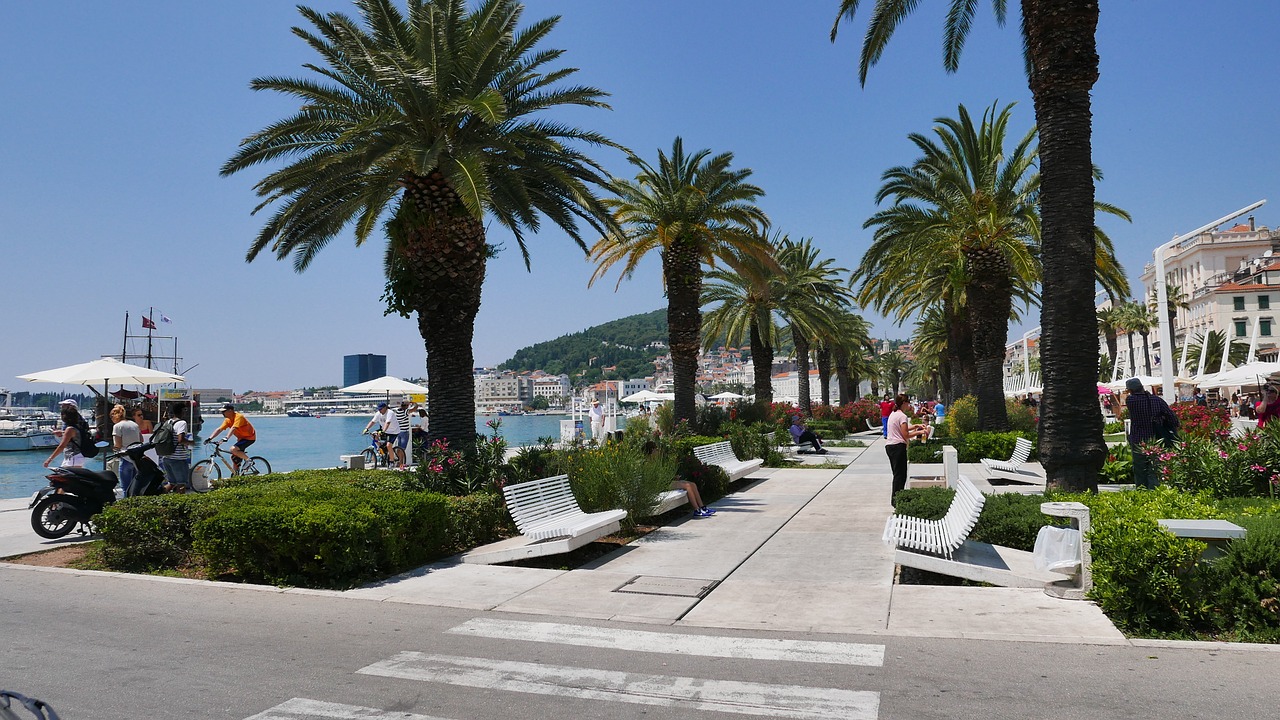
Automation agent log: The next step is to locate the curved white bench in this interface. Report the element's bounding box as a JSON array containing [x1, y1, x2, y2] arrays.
[[503, 474, 627, 542], [692, 441, 763, 482], [980, 437, 1034, 475], [882, 474, 985, 559]]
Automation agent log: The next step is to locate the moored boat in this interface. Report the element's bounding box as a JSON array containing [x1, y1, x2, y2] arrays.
[[0, 420, 58, 452]]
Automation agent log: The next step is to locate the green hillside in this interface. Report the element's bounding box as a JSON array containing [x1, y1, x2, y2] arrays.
[[499, 309, 668, 381]]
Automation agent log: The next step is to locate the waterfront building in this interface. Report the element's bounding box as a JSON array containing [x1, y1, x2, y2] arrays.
[[1141, 218, 1280, 369], [529, 374, 571, 406], [343, 353, 387, 387], [770, 370, 845, 404], [474, 371, 521, 410]]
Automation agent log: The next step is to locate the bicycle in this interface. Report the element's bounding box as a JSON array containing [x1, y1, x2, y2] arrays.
[[361, 430, 392, 469], [191, 438, 271, 485]]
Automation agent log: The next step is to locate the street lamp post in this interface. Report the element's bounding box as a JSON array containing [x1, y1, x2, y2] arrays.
[[1154, 200, 1266, 402]]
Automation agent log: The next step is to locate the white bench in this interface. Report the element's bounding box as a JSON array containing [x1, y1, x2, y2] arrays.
[[503, 474, 627, 542], [692, 441, 764, 482], [651, 488, 689, 515], [461, 474, 628, 565], [882, 474, 985, 559], [1158, 518, 1247, 561], [980, 436, 1034, 475]]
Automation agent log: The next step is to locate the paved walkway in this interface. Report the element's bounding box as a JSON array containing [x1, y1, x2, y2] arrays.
[[0, 440, 1123, 644]]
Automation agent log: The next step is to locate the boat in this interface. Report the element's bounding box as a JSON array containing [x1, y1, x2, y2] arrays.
[[0, 419, 58, 452], [287, 409, 314, 418]]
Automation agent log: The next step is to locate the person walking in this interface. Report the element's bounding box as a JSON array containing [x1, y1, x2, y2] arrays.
[[44, 399, 87, 469], [392, 399, 417, 469], [879, 394, 894, 437], [886, 394, 928, 500], [589, 399, 605, 441], [110, 404, 141, 495], [160, 404, 194, 492], [1124, 378, 1179, 489]]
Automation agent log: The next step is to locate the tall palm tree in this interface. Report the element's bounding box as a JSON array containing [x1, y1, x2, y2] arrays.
[[1119, 301, 1157, 376], [774, 238, 853, 416], [830, 311, 876, 405], [912, 305, 953, 401], [859, 103, 1041, 431], [221, 0, 619, 448], [1184, 331, 1249, 374], [1096, 306, 1121, 373], [590, 138, 769, 425], [877, 349, 911, 397], [1150, 284, 1191, 369], [702, 233, 784, 406], [1113, 301, 1142, 380], [833, 0, 1109, 490]]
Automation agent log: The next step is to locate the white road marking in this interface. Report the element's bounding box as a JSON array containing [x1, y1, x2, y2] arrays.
[[243, 697, 449, 719], [447, 618, 884, 666], [359, 652, 879, 720]]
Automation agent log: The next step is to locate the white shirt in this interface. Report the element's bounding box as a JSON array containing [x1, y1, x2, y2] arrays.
[[589, 405, 604, 423], [370, 410, 392, 433]]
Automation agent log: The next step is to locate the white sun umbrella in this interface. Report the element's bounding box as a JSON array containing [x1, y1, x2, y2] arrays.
[[709, 391, 746, 400], [1195, 362, 1280, 389], [621, 389, 662, 403], [19, 357, 186, 468]]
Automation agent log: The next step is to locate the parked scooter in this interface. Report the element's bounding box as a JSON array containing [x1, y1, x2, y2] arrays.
[[29, 442, 166, 539]]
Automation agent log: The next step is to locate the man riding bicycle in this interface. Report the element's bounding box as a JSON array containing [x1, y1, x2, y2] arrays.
[[362, 402, 394, 464], [206, 403, 256, 472]]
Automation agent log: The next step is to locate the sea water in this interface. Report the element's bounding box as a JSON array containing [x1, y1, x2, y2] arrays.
[[0, 414, 587, 500]]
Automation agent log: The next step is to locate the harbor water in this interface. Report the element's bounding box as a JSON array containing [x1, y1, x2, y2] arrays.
[[0, 413, 582, 500]]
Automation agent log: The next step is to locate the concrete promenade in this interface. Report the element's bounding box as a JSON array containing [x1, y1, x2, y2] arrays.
[[0, 438, 1132, 646]]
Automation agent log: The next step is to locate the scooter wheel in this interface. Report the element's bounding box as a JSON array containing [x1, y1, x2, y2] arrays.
[[31, 496, 80, 539]]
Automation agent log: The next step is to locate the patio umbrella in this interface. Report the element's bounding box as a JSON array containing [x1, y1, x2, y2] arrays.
[[621, 389, 662, 403], [340, 375, 429, 403], [709, 391, 747, 400], [19, 357, 186, 468], [1195, 362, 1280, 389]]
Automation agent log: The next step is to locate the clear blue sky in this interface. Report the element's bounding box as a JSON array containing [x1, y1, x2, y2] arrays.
[[4, 1, 1278, 393]]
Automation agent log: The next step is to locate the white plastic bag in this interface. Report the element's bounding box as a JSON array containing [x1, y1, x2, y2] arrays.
[[1033, 525, 1081, 574]]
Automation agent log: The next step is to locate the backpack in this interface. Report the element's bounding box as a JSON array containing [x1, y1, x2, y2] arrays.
[[151, 419, 176, 457], [75, 419, 100, 458]]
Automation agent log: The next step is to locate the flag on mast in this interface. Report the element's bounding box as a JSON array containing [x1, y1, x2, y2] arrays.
[[160, 314, 172, 324], [142, 316, 156, 330]]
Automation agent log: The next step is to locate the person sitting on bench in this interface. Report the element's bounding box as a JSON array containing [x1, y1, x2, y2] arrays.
[[789, 415, 826, 454]]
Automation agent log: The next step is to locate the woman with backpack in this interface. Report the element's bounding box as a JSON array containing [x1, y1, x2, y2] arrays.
[[44, 399, 88, 468]]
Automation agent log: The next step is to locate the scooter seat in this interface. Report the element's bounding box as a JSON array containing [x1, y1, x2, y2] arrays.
[[55, 466, 118, 487]]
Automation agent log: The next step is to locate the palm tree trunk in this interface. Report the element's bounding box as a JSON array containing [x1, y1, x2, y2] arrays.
[[835, 348, 852, 405], [664, 239, 702, 426], [1104, 328, 1118, 368], [965, 250, 1013, 431], [749, 319, 774, 406], [397, 207, 487, 449], [817, 347, 832, 405], [948, 303, 973, 400], [1123, 332, 1136, 378], [793, 328, 812, 415], [1024, 0, 1104, 492], [1140, 331, 1152, 376]]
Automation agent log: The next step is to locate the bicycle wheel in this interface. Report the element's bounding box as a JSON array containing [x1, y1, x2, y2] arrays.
[[241, 456, 271, 476], [191, 459, 221, 488], [362, 447, 378, 468]]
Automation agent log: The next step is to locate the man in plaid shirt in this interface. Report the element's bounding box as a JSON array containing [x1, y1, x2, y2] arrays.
[[1125, 378, 1179, 488]]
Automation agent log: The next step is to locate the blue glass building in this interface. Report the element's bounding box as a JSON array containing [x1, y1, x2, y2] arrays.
[[343, 354, 387, 387]]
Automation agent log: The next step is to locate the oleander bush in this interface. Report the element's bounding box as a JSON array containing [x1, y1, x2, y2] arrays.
[[1004, 399, 1038, 434]]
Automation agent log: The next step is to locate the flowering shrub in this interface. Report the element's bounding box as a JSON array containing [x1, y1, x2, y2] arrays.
[[415, 419, 508, 496], [1152, 429, 1279, 498], [1170, 402, 1231, 439]]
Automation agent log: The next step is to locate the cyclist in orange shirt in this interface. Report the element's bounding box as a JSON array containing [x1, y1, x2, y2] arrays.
[[206, 403, 257, 472]]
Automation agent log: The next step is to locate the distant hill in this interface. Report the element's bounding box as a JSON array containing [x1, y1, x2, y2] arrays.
[[499, 309, 668, 381]]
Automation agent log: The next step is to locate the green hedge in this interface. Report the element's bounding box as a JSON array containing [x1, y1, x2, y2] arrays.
[[94, 469, 513, 589]]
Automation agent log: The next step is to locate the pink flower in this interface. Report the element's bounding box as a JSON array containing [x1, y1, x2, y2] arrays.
[[1239, 444, 1249, 451], [1219, 451, 1229, 459], [1251, 464, 1267, 472]]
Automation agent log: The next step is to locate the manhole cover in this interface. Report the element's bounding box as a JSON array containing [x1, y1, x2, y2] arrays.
[[614, 575, 719, 598]]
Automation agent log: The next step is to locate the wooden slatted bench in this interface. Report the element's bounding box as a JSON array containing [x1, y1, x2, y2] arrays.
[[692, 441, 764, 482], [882, 474, 986, 559]]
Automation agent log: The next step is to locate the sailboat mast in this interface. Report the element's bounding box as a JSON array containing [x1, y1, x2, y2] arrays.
[[122, 311, 129, 362], [146, 306, 154, 369]]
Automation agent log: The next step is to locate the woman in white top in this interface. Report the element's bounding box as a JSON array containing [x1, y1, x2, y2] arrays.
[[885, 394, 928, 499]]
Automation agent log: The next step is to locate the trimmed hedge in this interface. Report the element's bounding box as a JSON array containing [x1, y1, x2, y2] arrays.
[[94, 469, 514, 589]]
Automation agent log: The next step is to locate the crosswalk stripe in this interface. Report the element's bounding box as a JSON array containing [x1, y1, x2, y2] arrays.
[[446, 618, 884, 666], [359, 652, 879, 720], [243, 697, 449, 720]]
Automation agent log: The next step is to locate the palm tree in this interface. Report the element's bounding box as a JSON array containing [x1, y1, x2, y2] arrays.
[[1150, 284, 1191, 369], [877, 349, 911, 397], [590, 138, 769, 425], [702, 233, 784, 406], [1119, 301, 1157, 376], [859, 103, 1041, 431], [830, 312, 876, 405], [1096, 306, 1122, 374], [774, 238, 853, 416], [833, 0, 1110, 490], [1113, 301, 1142, 380], [1185, 331, 1249, 374], [221, 0, 619, 448], [911, 305, 953, 401]]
